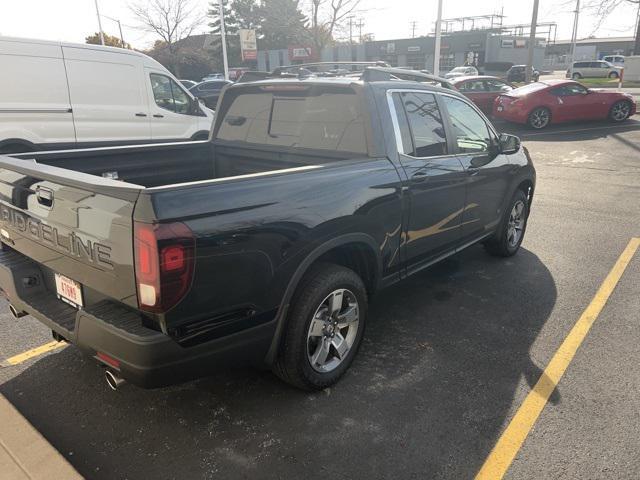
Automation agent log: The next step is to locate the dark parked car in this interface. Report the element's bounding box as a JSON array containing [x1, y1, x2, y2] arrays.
[[451, 76, 514, 115], [494, 79, 636, 129], [189, 80, 233, 109], [0, 66, 535, 391], [506, 65, 540, 83]]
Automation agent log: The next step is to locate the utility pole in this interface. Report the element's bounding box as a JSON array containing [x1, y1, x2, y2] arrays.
[[94, 0, 105, 45], [634, 0, 640, 55], [103, 15, 126, 48], [569, 0, 580, 78], [348, 16, 354, 45], [357, 18, 364, 43], [410, 21, 417, 39], [525, 0, 539, 83], [218, 0, 229, 80], [433, 0, 443, 76]]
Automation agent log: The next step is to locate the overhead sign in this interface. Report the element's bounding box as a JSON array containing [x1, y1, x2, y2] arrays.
[[239, 29, 257, 61]]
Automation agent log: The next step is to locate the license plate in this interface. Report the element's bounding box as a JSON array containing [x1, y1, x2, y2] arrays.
[[497, 106, 504, 112], [55, 273, 83, 308]]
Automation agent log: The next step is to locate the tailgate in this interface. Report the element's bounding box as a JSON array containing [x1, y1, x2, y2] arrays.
[[0, 155, 143, 308]]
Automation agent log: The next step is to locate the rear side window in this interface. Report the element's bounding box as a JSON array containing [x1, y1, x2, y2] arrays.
[[393, 92, 447, 158], [457, 80, 485, 92], [216, 85, 368, 154], [150, 73, 191, 114]]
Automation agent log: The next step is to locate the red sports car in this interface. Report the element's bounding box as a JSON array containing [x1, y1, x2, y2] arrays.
[[493, 79, 636, 129], [451, 76, 514, 115]]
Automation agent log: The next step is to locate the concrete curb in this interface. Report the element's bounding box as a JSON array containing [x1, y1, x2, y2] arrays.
[[0, 394, 82, 479]]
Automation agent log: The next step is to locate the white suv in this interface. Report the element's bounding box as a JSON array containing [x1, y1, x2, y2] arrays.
[[567, 60, 623, 80]]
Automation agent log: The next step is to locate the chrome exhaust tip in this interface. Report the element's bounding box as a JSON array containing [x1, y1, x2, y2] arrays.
[[8, 304, 27, 318], [105, 370, 125, 391]]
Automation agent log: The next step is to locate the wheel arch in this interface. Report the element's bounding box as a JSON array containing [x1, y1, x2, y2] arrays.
[[263, 233, 383, 364], [0, 138, 37, 155]]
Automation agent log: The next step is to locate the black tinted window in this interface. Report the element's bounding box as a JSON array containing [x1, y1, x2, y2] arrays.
[[397, 92, 447, 158], [391, 94, 414, 155], [216, 86, 367, 154]]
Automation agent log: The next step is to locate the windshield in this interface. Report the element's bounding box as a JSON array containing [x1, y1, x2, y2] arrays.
[[451, 67, 467, 73]]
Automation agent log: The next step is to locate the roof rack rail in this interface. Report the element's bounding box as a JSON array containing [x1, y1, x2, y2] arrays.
[[362, 67, 455, 89], [272, 61, 390, 76]]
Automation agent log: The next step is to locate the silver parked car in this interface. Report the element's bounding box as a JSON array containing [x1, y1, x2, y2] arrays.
[[567, 60, 622, 80]]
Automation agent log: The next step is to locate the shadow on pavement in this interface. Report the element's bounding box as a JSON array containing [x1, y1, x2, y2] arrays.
[[494, 118, 640, 142], [1, 245, 557, 480]]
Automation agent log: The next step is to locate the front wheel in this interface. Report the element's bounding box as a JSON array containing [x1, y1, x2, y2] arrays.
[[273, 263, 367, 390], [484, 189, 529, 257], [528, 107, 551, 129], [572, 72, 582, 80], [609, 100, 631, 122], [608, 72, 619, 79]]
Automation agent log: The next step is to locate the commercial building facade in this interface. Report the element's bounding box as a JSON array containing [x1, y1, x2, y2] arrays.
[[544, 37, 635, 69]]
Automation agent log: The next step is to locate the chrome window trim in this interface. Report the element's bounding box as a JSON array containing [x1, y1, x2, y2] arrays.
[[385, 88, 498, 160]]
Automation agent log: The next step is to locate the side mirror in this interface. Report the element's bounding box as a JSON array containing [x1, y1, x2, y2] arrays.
[[499, 133, 520, 154]]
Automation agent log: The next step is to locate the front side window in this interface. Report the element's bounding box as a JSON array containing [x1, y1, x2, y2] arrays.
[[442, 96, 491, 154], [393, 92, 447, 158], [150, 73, 191, 114]]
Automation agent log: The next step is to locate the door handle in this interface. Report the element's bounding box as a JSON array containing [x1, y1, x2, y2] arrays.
[[135, 112, 147, 117], [153, 114, 164, 118], [411, 171, 428, 182]]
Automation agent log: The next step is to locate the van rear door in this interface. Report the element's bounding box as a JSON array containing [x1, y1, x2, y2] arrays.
[[62, 46, 151, 144], [0, 155, 142, 308], [0, 38, 75, 149]]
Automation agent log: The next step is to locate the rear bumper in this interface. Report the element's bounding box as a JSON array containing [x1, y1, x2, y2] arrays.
[[0, 248, 275, 388]]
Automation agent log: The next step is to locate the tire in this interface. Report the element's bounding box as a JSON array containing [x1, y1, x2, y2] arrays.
[[273, 263, 367, 391], [484, 189, 529, 257], [527, 107, 551, 129], [572, 72, 581, 80], [609, 100, 632, 123], [608, 71, 619, 79]]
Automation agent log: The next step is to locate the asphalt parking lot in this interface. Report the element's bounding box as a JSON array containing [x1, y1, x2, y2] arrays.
[[1, 117, 639, 479]]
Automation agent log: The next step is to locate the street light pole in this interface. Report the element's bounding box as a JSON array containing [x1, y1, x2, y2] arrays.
[[569, 0, 580, 78], [525, 0, 539, 83], [433, 0, 443, 76], [116, 20, 125, 48], [218, 0, 229, 80], [94, 0, 105, 45]]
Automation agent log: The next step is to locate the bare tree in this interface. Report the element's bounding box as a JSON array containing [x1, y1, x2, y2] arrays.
[[130, 0, 205, 71], [309, 0, 361, 50], [583, 0, 640, 54]]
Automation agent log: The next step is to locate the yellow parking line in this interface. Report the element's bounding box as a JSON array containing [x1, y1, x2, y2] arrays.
[[1, 341, 67, 367], [475, 237, 640, 480]]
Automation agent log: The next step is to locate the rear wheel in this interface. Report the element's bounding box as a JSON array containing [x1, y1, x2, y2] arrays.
[[609, 100, 631, 122], [484, 189, 529, 257], [273, 263, 367, 390], [572, 72, 582, 80], [528, 107, 551, 129], [608, 71, 619, 79]]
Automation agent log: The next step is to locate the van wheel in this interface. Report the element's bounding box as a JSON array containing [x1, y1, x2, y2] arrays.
[[609, 100, 631, 122], [528, 107, 551, 129], [273, 263, 367, 391], [484, 189, 529, 257], [608, 72, 619, 79], [572, 72, 581, 80]]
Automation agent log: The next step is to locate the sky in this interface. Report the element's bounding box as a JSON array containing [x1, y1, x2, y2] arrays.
[[0, 0, 637, 50]]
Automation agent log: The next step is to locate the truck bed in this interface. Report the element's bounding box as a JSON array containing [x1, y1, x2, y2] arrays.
[[11, 140, 345, 188]]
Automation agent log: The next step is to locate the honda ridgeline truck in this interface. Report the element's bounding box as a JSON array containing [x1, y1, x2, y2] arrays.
[[0, 67, 535, 391]]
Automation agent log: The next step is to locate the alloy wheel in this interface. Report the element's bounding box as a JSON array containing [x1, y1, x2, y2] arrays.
[[307, 289, 360, 373], [507, 200, 525, 248], [530, 109, 550, 129], [611, 102, 630, 122]]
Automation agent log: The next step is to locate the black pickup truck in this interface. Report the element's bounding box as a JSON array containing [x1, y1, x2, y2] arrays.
[[0, 67, 535, 391]]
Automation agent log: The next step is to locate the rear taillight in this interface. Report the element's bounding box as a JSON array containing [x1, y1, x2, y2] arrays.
[[134, 221, 195, 313]]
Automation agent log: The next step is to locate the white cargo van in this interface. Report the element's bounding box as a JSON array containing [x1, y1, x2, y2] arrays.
[[0, 36, 214, 153]]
